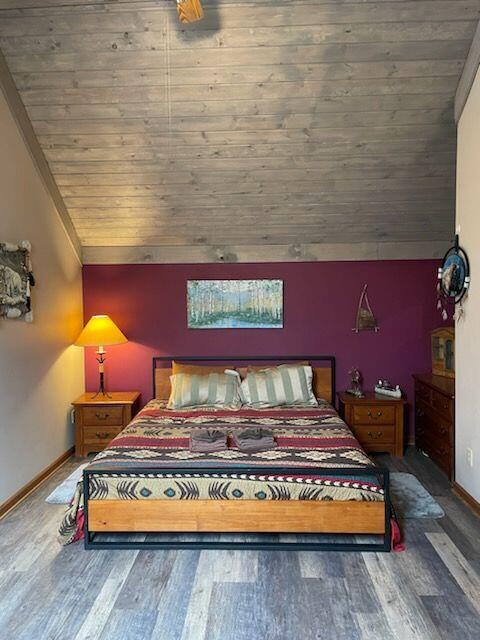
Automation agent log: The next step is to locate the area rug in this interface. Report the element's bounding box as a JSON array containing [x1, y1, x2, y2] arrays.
[[46, 465, 444, 519], [390, 472, 444, 519], [45, 463, 89, 504]]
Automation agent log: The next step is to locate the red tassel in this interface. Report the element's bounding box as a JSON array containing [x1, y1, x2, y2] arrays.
[[390, 517, 406, 552]]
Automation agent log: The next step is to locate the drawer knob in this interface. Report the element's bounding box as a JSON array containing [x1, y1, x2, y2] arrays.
[[367, 431, 383, 439], [95, 431, 110, 439], [95, 412, 109, 420]]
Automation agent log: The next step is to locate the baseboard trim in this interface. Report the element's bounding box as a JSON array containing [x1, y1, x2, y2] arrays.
[[452, 481, 480, 517], [0, 446, 74, 520]]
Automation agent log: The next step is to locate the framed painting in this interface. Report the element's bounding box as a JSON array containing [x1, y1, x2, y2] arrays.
[[187, 279, 283, 329], [0, 241, 35, 322]]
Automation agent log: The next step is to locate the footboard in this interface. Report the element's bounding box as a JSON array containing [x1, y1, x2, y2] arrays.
[[83, 466, 391, 552]]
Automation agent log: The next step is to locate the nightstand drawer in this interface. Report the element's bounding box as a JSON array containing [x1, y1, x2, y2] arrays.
[[338, 391, 405, 456], [352, 424, 395, 444], [73, 391, 140, 457], [352, 405, 395, 425], [82, 406, 124, 426], [83, 425, 123, 444]]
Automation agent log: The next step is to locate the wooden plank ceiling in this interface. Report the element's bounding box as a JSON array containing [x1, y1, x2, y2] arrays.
[[1, 0, 479, 263]]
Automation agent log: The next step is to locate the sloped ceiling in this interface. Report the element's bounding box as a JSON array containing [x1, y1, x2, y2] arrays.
[[0, 0, 479, 263]]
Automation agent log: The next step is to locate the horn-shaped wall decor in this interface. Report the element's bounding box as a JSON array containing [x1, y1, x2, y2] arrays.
[[352, 284, 379, 333]]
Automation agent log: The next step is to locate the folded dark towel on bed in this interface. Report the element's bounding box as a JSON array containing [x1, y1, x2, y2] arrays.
[[232, 428, 277, 453], [190, 429, 228, 453]]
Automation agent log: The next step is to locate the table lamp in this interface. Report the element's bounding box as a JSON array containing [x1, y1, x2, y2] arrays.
[[75, 314, 128, 398]]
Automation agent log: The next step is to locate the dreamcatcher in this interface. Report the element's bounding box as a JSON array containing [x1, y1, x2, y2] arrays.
[[437, 235, 470, 321]]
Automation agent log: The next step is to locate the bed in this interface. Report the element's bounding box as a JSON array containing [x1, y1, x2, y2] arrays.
[[60, 356, 393, 552]]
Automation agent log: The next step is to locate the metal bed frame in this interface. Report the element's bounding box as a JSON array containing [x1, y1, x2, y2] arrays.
[[83, 465, 391, 552], [83, 355, 392, 552]]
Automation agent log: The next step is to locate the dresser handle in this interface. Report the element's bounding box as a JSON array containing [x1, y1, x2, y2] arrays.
[[439, 427, 447, 435], [367, 411, 383, 418], [95, 412, 109, 420], [95, 431, 110, 439], [367, 431, 383, 439]]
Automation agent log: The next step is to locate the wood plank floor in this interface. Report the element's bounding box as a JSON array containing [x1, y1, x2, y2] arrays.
[[0, 448, 479, 640]]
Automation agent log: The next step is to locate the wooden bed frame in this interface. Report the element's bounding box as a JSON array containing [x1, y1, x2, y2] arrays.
[[83, 356, 391, 552]]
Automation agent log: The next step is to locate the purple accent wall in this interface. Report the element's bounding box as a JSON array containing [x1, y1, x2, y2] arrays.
[[82, 260, 446, 439]]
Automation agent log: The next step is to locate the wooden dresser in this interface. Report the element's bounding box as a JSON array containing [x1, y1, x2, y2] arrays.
[[338, 392, 406, 456], [73, 391, 141, 457], [413, 374, 455, 479]]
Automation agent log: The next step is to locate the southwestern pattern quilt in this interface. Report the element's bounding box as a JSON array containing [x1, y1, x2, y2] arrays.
[[59, 401, 384, 545]]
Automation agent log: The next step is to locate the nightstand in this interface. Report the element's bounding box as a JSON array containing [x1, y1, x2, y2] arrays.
[[338, 391, 406, 456], [72, 392, 141, 457]]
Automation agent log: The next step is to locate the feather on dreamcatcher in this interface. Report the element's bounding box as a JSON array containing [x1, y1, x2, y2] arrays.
[[176, 0, 204, 23]]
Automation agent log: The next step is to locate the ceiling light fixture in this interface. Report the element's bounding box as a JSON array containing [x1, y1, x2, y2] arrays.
[[176, 0, 204, 23]]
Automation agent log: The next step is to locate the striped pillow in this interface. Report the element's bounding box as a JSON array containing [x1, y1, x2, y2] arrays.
[[167, 371, 243, 410], [241, 364, 318, 408]]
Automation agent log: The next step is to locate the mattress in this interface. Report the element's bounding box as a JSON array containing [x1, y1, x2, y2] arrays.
[[59, 400, 385, 545]]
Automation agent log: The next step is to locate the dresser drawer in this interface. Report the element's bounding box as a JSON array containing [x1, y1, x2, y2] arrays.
[[429, 441, 452, 477], [352, 424, 395, 444], [421, 405, 453, 445], [83, 425, 123, 444], [352, 405, 396, 425], [415, 382, 431, 404], [431, 390, 453, 420], [430, 416, 453, 448], [82, 406, 124, 426]]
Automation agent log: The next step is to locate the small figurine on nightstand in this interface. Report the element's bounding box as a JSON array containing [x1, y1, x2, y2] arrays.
[[375, 379, 403, 398], [346, 367, 365, 398]]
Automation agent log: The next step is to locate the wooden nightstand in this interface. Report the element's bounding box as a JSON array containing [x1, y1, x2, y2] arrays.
[[338, 391, 406, 456], [72, 392, 141, 457]]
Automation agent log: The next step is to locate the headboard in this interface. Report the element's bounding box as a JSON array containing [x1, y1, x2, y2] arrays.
[[152, 356, 336, 404]]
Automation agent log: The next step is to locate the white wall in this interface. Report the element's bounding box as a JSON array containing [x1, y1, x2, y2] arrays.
[[456, 65, 480, 503], [0, 90, 84, 506]]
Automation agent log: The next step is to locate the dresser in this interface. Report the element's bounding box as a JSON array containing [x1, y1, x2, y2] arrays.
[[72, 391, 141, 457], [413, 374, 455, 479], [338, 392, 406, 456]]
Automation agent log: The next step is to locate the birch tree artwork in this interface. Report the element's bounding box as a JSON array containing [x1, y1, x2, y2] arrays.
[[187, 280, 283, 329]]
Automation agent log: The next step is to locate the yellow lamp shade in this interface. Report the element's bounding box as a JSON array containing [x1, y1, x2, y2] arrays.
[[75, 315, 128, 347]]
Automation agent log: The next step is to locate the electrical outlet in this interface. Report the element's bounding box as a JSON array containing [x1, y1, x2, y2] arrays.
[[466, 448, 474, 468]]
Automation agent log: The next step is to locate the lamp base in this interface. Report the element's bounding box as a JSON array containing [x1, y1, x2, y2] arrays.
[[91, 358, 111, 399], [91, 390, 112, 400]]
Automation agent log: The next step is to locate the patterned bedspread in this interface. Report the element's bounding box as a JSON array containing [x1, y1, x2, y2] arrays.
[[59, 400, 385, 545]]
